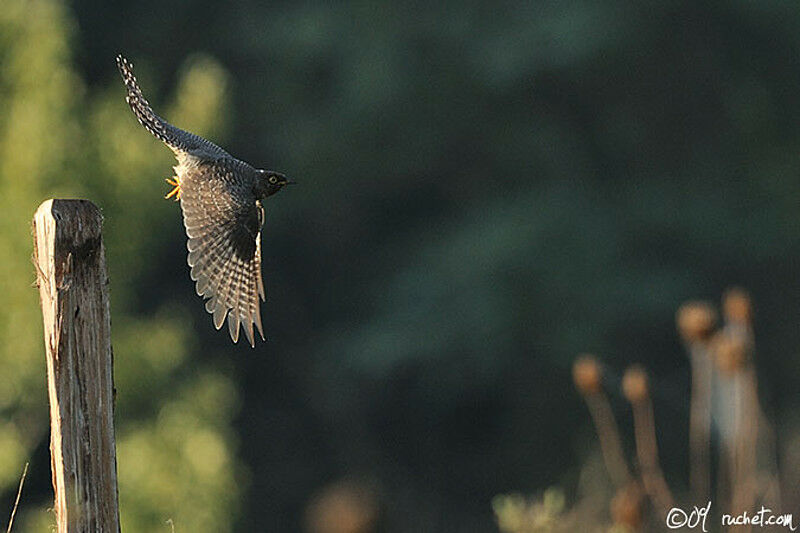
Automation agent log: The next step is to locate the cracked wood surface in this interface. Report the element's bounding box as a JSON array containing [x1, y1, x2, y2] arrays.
[[33, 199, 120, 533]]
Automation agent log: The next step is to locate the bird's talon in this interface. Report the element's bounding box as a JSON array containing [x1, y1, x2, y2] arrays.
[[164, 177, 181, 201]]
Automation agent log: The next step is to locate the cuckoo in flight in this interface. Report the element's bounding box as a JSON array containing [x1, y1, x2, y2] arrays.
[[116, 55, 291, 347]]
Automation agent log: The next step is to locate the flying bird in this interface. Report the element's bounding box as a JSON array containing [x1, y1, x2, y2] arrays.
[[116, 54, 291, 346]]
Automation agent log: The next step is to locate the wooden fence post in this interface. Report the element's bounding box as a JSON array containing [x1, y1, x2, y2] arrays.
[[32, 199, 120, 532]]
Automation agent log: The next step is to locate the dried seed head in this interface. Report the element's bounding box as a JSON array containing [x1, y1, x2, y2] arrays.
[[723, 287, 752, 325], [676, 301, 717, 343], [712, 333, 747, 375], [622, 366, 649, 404], [611, 482, 643, 530], [573, 354, 602, 395]]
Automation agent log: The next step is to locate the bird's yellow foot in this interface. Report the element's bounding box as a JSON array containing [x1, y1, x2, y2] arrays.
[[164, 177, 181, 201]]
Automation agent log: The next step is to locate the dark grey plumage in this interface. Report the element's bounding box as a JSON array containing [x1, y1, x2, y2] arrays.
[[116, 54, 289, 346]]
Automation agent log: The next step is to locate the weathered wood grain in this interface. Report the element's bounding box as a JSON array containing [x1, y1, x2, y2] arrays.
[[33, 199, 120, 533]]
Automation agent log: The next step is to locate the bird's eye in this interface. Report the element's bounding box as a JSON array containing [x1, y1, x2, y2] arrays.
[[269, 176, 278, 184]]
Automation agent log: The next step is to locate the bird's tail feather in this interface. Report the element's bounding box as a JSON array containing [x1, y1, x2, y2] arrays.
[[116, 54, 179, 150]]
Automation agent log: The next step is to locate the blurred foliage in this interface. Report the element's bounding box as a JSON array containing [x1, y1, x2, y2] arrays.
[[0, 0, 239, 531], [492, 489, 567, 533], [3, 0, 800, 531]]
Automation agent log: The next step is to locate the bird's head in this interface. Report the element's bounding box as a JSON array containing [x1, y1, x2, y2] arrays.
[[257, 170, 293, 198]]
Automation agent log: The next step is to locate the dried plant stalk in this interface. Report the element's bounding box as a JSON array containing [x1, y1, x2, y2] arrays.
[[729, 368, 757, 533], [584, 392, 631, 488], [730, 354, 757, 531], [719, 289, 758, 528], [688, 342, 712, 503], [5, 462, 28, 533], [677, 302, 716, 503], [623, 367, 674, 517], [574, 355, 631, 488]]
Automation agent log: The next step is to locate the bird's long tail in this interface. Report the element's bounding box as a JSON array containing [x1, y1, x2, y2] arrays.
[[116, 54, 178, 149]]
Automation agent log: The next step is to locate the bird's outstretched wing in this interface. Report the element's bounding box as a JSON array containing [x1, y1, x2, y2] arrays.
[[116, 54, 229, 159], [180, 158, 265, 346]]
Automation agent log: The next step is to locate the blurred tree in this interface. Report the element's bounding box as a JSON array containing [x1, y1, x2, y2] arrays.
[[0, 1, 241, 531]]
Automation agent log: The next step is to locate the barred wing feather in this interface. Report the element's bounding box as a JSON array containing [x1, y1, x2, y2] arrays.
[[180, 160, 265, 346]]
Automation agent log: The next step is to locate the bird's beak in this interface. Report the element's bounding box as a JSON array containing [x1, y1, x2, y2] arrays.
[[284, 179, 296, 185]]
